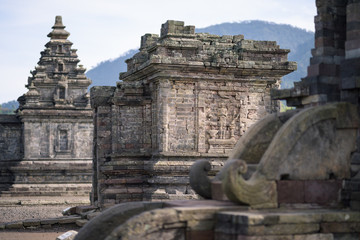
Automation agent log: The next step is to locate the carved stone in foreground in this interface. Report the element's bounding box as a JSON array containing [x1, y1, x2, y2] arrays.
[[257, 102, 358, 180], [191, 102, 359, 208], [189, 159, 212, 199], [189, 109, 299, 199], [222, 160, 277, 208]]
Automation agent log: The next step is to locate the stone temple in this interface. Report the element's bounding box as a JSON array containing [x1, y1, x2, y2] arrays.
[[2, 1, 360, 237], [74, 1, 360, 239], [90, 20, 296, 208], [0, 16, 93, 197]]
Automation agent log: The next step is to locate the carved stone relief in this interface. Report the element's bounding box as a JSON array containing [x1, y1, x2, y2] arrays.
[[205, 91, 241, 154]]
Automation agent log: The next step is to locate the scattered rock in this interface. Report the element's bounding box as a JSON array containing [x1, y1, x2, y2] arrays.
[[23, 219, 41, 227], [56, 230, 78, 240], [76, 205, 97, 214], [87, 211, 101, 220], [58, 216, 82, 224], [76, 219, 88, 227], [6, 221, 23, 229], [63, 207, 77, 216]]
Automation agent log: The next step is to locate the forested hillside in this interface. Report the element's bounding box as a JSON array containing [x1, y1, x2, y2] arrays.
[[0, 100, 18, 114]]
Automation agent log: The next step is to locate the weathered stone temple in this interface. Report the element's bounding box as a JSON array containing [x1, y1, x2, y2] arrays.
[[0, 16, 93, 197], [76, 1, 360, 239], [91, 20, 296, 208]]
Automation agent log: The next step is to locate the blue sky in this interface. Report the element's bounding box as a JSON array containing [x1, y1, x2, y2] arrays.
[[0, 0, 316, 103]]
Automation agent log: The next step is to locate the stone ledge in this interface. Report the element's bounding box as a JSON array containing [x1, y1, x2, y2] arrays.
[[0, 196, 90, 206], [0, 206, 98, 230], [216, 208, 360, 237]]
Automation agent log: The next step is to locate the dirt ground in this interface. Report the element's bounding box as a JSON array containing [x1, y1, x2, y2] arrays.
[[0, 205, 67, 224], [0, 205, 81, 240], [0, 232, 64, 240], [0, 227, 79, 240]]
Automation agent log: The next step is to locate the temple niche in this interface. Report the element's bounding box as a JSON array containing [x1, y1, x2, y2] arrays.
[[91, 20, 296, 208], [0, 16, 93, 198]]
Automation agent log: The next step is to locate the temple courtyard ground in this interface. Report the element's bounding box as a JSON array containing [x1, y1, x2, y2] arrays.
[[0, 196, 89, 240]]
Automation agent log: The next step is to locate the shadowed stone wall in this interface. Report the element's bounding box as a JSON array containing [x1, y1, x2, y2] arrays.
[[0, 115, 22, 161]]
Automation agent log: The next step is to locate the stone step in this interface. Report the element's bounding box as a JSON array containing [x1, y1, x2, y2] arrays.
[[0, 183, 92, 197], [0, 173, 92, 185], [0, 190, 90, 197], [0, 196, 90, 206], [2, 185, 91, 192]]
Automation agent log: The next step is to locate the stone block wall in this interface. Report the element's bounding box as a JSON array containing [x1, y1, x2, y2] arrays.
[[91, 20, 295, 208], [23, 120, 92, 160], [0, 115, 22, 161]]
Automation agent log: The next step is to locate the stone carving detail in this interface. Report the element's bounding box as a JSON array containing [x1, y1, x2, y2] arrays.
[[206, 103, 240, 153], [190, 102, 359, 208]]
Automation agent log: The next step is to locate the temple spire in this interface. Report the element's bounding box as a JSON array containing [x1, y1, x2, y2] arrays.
[[20, 15, 91, 110], [47, 15, 70, 40]]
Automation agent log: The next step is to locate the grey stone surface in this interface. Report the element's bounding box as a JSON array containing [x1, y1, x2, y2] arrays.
[[5, 221, 23, 229], [104, 201, 245, 240], [220, 102, 358, 208], [23, 219, 41, 227], [74, 201, 164, 240], [0, 115, 22, 161], [56, 230, 78, 240]]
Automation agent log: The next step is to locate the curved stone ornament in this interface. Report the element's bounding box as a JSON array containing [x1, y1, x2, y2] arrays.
[[189, 159, 212, 199], [222, 160, 277, 209], [227, 111, 297, 164], [257, 102, 359, 180], [190, 102, 359, 208]]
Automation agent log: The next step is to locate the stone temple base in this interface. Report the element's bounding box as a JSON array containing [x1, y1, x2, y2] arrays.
[[0, 160, 92, 197], [75, 200, 360, 240]]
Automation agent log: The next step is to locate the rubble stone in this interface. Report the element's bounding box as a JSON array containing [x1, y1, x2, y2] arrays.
[[56, 230, 78, 240]]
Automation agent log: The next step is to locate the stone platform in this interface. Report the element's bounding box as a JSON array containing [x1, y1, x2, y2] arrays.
[[0, 196, 90, 206], [0, 160, 92, 198], [75, 200, 360, 240]]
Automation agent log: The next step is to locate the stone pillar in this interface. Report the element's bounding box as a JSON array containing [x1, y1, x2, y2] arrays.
[[341, 0, 360, 105]]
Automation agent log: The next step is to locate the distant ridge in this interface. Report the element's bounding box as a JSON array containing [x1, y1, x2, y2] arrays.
[[86, 49, 138, 87], [0, 100, 18, 114], [85, 20, 313, 89]]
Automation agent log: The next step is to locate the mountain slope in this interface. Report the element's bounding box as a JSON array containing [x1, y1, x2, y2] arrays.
[[86, 20, 314, 89], [86, 49, 138, 87], [0, 100, 18, 114]]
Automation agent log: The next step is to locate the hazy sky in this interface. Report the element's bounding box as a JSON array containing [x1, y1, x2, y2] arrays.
[[0, 0, 316, 103]]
